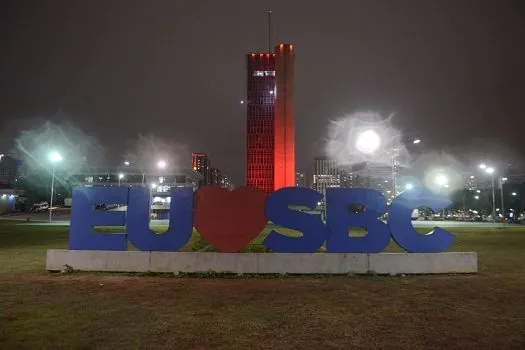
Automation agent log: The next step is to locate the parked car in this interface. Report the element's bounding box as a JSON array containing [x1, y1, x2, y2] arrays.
[[31, 202, 49, 212]]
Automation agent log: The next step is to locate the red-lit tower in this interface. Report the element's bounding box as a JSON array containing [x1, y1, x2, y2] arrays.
[[274, 44, 295, 190], [246, 52, 276, 193], [245, 44, 295, 193]]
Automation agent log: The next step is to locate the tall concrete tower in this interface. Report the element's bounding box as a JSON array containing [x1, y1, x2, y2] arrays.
[[273, 43, 295, 190]]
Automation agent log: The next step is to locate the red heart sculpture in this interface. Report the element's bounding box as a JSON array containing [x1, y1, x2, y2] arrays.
[[194, 186, 268, 252]]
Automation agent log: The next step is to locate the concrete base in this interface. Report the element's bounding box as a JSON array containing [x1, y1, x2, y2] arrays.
[[46, 250, 478, 275]]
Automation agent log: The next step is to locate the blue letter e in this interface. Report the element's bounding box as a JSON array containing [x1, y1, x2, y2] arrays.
[[325, 188, 391, 253], [69, 187, 128, 251], [263, 187, 326, 253]]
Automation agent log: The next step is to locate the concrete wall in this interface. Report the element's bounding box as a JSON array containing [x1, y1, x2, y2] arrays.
[[46, 250, 478, 275]]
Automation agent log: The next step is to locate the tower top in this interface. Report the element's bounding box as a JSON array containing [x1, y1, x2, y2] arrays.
[[268, 10, 272, 52]]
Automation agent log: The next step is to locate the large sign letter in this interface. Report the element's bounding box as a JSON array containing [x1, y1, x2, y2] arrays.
[[388, 187, 455, 253], [263, 187, 326, 253], [127, 187, 194, 251], [69, 187, 128, 250], [325, 188, 391, 253]]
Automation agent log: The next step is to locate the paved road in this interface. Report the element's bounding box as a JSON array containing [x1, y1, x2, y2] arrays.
[[412, 220, 514, 228]]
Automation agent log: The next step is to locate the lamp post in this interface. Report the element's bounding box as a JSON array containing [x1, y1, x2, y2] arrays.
[[434, 174, 448, 219], [392, 138, 421, 197], [48, 151, 63, 222], [479, 164, 497, 222]]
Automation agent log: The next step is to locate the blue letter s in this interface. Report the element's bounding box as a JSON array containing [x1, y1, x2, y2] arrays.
[[263, 187, 326, 253]]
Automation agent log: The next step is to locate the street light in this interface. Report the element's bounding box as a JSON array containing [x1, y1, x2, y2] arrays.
[[405, 183, 414, 190], [124, 161, 130, 166], [355, 130, 380, 154], [433, 174, 448, 219], [392, 137, 421, 197], [48, 151, 63, 222], [118, 173, 124, 186], [479, 163, 497, 222], [435, 174, 448, 187], [512, 192, 517, 196]]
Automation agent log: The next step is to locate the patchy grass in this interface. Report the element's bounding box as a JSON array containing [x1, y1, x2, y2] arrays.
[[1, 221, 525, 348]]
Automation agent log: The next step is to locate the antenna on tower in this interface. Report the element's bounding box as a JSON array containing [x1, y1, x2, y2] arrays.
[[268, 9, 272, 52]]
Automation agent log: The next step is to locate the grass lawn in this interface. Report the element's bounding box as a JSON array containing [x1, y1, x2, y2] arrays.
[[1, 220, 525, 349]]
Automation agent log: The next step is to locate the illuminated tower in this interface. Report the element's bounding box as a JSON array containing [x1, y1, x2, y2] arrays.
[[192, 153, 210, 186], [245, 44, 295, 193], [246, 52, 276, 193], [274, 43, 295, 190]]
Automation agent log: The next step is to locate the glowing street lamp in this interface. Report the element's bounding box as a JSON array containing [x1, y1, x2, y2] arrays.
[[479, 163, 497, 222], [355, 130, 381, 154], [412, 139, 421, 144], [157, 160, 167, 169], [405, 183, 414, 190], [434, 174, 448, 187], [48, 151, 63, 222], [512, 192, 517, 196], [124, 161, 130, 166]]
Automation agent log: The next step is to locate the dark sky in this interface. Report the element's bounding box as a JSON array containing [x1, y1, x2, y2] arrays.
[[1, 0, 524, 184]]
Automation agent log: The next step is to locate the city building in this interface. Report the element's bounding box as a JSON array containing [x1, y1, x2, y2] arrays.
[[246, 43, 295, 193], [273, 44, 295, 190], [313, 157, 340, 199], [0, 189, 17, 214], [339, 169, 354, 188], [220, 174, 234, 191], [354, 162, 392, 199], [210, 167, 221, 186], [0, 154, 21, 187], [70, 167, 203, 195], [295, 172, 306, 187], [192, 153, 211, 186]]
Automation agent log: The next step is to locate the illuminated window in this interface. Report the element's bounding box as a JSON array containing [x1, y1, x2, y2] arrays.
[[252, 70, 275, 77]]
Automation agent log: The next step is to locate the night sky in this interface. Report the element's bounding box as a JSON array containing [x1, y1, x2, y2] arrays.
[[1, 0, 524, 184]]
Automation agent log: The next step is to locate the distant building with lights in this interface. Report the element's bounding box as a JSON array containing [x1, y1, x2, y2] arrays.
[[313, 157, 340, 199], [0, 154, 21, 187], [339, 169, 354, 188], [354, 163, 392, 199], [246, 43, 295, 193], [210, 168, 221, 186], [220, 174, 234, 191], [295, 172, 306, 187], [70, 167, 202, 194], [192, 153, 211, 187]]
